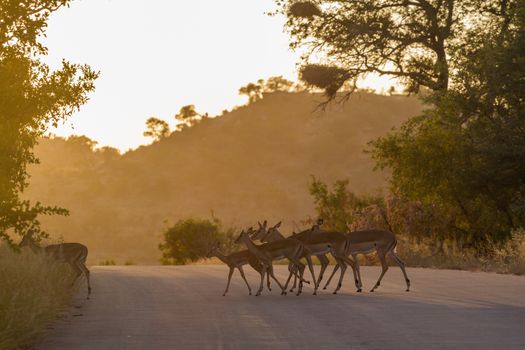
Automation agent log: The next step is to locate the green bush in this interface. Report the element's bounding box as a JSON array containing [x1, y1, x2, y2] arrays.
[[159, 218, 237, 265]]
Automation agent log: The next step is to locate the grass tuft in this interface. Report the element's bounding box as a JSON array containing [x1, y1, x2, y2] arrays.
[[0, 245, 76, 350]]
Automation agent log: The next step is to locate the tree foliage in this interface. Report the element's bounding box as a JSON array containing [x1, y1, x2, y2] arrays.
[[309, 177, 383, 232], [238, 81, 264, 103], [143, 117, 170, 141], [238, 76, 299, 104], [370, 3, 525, 251], [175, 104, 201, 130], [279, 0, 525, 253], [276, 0, 517, 97], [158, 217, 237, 265], [0, 0, 98, 245]]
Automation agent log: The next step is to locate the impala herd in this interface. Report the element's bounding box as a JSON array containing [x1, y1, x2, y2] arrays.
[[208, 220, 411, 296], [16, 219, 410, 299]]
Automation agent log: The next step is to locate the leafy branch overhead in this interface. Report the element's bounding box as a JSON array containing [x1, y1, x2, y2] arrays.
[[277, 0, 512, 97]]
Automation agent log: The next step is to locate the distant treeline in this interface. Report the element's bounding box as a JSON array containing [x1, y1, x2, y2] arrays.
[[25, 91, 421, 264]]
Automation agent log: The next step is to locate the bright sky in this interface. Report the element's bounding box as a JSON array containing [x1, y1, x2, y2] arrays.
[[43, 0, 394, 151]]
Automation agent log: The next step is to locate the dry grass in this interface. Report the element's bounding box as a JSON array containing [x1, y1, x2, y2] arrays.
[[0, 245, 76, 350], [397, 231, 525, 275]]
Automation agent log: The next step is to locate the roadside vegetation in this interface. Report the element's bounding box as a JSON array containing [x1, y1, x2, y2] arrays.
[[308, 178, 525, 275], [159, 217, 237, 265], [0, 245, 76, 350]]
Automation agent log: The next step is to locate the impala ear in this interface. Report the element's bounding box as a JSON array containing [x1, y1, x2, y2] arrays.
[[258, 221, 262, 228], [275, 221, 281, 228], [263, 220, 267, 228]]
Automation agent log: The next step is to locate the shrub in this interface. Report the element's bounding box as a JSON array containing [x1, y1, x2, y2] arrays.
[[159, 217, 237, 265]]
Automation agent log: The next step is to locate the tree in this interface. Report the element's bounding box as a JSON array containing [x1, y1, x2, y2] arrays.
[[369, 1, 525, 252], [175, 104, 200, 130], [0, 0, 98, 246], [276, 0, 509, 98], [143, 117, 170, 141], [278, 0, 524, 253], [264, 76, 295, 92], [238, 81, 264, 103]]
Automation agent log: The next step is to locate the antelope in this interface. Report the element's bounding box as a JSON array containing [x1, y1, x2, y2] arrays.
[[252, 221, 327, 294], [235, 226, 317, 296], [322, 229, 411, 292], [253, 220, 362, 295], [19, 230, 92, 299], [206, 243, 266, 296]]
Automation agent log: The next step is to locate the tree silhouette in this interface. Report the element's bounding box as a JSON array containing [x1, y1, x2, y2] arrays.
[[175, 105, 200, 130], [277, 0, 478, 97], [143, 117, 170, 141], [238, 81, 263, 103]]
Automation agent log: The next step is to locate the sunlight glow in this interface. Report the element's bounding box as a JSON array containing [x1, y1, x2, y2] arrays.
[[43, 0, 394, 151]]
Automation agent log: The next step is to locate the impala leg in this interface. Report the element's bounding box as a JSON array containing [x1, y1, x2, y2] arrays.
[[286, 265, 310, 285], [287, 258, 306, 296], [77, 261, 91, 299], [370, 253, 389, 292], [267, 272, 272, 291], [343, 256, 360, 292], [333, 260, 347, 295], [315, 254, 329, 288], [267, 264, 285, 293], [389, 252, 411, 291], [256, 266, 267, 296], [237, 266, 252, 295], [296, 263, 306, 296], [288, 263, 297, 292], [282, 267, 295, 295], [304, 255, 318, 295], [70, 261, 83, 277], [290, 273, 297, 292], [223, 267, 235, 296], [323, 264, 339, 290], [353, 254, 363, 291]]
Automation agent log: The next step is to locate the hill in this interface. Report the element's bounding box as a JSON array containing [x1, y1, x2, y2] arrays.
[[25, 91, 422, 263]]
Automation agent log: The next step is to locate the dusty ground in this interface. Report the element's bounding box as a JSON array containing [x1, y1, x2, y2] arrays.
[[37, 265, 525, 349]]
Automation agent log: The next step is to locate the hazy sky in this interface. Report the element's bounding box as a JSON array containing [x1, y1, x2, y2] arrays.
[[43, 0, 393, 151]]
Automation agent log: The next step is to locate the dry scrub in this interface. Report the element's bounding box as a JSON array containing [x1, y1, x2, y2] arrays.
[[0, 245, 76, 350], [396, 230, 525, 275]]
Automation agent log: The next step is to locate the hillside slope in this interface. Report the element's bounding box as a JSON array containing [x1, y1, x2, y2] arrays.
[[26, 92, 422, 263]]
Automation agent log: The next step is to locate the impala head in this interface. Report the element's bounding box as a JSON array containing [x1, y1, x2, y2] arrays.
[[234, 228, 254, 244], [310, 218, 324, 232], [261, 221, 281, 240], [250, 220, 268, 241], [205, 241, 220, 258], [19, 229, 36, 248]]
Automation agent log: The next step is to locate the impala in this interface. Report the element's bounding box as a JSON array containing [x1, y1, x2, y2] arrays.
[[322, 229, 411, 292], [206, 243, 266, 296], [19, 230, 92, 299], [235, 226, 317, 296], [253, 221, 362, 295]]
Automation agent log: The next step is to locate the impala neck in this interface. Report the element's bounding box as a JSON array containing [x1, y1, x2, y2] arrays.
[[211, 250, 229, 265], [239, 234, 263, 258], [263, 229, 286, 242], [21, 238, 42, 254]]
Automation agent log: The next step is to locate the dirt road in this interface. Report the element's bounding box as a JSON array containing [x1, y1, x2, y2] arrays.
[[38, 265, 525, 349]]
